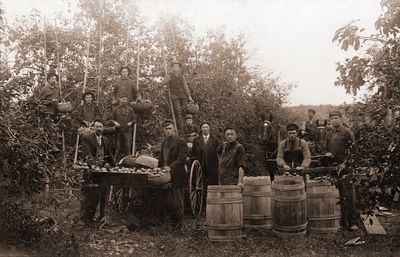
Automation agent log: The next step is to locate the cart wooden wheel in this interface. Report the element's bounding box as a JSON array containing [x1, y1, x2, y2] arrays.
[[189, 160, 203, 218]]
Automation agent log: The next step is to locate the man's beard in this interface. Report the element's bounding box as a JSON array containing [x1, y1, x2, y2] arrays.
[[95, 130, 102, 136]]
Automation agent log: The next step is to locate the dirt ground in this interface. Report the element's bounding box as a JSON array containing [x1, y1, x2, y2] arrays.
[[1, 194, 399, 257], [74, 212, 399, 257]]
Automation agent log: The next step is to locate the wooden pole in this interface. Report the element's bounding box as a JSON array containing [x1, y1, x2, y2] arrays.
[[83, 33, 90, 95], [132, 38, 140, 155], [158, 19, 177, 129], [43, 16, 48, 83], [54, 19, 63, 101], [97, 20, 102, 106]]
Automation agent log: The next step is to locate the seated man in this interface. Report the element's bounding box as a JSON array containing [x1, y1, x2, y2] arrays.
[[276, 123, 311, 172]]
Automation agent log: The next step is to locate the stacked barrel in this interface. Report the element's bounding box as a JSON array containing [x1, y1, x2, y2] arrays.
[[206, 176, 341, 241]]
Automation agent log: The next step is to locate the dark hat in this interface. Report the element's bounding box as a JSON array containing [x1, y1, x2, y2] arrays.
[[286, 123, 299, 131], [224, 126, 237, 133], [200, 121, 211, 128], [47, 73, 59, 82], [170, 61, 182, 67], [162, 119, 175, 128], [119, 66, 131, 75], [329, 110, 342, 118], [185, 114, 193, 120], [82, 91, 96, 101], [308, 108, 316, 114], [93, 118, 104, 125]]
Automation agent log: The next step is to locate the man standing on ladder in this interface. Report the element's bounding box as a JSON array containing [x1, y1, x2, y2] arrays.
[[39, 72, 61, 152], [112, 66, 141, 106], [112, 96, 137, 162], [161, 61, 194, 133]]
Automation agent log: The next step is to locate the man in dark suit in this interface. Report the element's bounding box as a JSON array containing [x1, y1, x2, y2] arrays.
[[158, 120, 188, 231], [80, 119, 115, 225], [191, 122, 219, 186]]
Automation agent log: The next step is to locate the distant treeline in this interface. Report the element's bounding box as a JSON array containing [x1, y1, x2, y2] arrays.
[[283, 104, 337, 126]]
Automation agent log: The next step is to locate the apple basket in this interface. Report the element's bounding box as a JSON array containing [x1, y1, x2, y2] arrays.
[[148, 170, 171, 186], [57, 101, 73, 113]]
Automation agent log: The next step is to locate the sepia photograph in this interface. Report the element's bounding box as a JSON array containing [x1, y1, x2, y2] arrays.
[[0, 0, 399, 256]]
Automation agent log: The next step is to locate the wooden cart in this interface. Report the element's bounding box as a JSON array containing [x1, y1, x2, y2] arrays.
[[90, 159, 204, 219]]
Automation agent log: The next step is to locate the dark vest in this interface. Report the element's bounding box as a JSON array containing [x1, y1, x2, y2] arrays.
[[283, 138, 304, 168], [82, 104, 96, 123], [95, 138, 105, 167], [169, 74, 186, 99]]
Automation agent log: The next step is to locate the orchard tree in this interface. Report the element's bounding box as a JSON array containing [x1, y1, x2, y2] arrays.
[[333, 0, 400, 211]]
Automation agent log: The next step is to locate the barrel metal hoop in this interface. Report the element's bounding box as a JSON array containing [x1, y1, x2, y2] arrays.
[[272, 184, 305, 191], [310, 227, 339, 232], [208, 235, 243, 241], [308, 214, 341, 221], [243, 192, 272, 197], [207, 199, 243, 204], [207, 224, 243, 229], [307, 193, 339, 198], [244, 215, 272, 219], [272, 195, 307, 202], [272, 223, 308, 231]]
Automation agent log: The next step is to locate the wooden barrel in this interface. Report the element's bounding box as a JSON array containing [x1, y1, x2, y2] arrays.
[[206, 185, 243, 241], [243, 176, 271, 228], [272, 176, 307, 237], [307, 180, 341, 233]]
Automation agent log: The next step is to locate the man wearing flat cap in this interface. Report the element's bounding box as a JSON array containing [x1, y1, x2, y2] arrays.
[[324, 111, 357, 230], [77, 91, 102, 127], [301, 108, 317, 141], [276, 123, 311, 171], [158, 120, 188, 231], [161, 61, 194, 132], [112, 66, 141, 105], [324, 110, 355, 163]]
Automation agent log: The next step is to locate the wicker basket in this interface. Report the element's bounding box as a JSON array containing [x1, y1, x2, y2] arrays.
[[78, 127, 93, 136], [186, 103, 199, 114], [135, 155, 158, 168], [121, 155, 137, 167], [148, 171, 171, 186], [57, 102, 73, 113], [131, 102, 153, 113]]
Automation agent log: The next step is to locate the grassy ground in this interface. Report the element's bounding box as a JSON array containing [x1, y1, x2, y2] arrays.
[[2, 191, 399, 257]]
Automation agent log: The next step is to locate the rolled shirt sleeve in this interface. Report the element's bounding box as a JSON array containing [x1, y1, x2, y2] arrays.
[[300, 139, 311, 168], [276, 140, 287, 167]]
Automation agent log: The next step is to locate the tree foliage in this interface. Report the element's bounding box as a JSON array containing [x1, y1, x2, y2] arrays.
[[0, 0, 291, 198], [333, 0, 400, 210]]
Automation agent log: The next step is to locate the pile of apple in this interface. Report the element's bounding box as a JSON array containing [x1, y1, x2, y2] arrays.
[[92, 166, 168, 175]]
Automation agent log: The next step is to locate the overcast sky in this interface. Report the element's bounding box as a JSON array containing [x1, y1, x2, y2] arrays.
[[4, 0, 382, 106]]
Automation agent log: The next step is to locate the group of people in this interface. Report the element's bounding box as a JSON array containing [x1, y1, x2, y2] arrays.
[[38, 62, 358, 231]]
